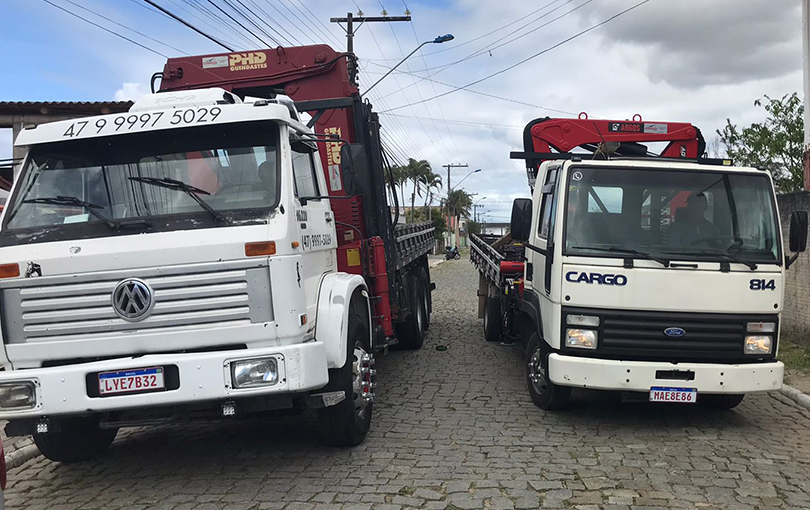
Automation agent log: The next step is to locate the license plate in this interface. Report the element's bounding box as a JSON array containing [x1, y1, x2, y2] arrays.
[[649, 387, 697, 404], [98, 367, 165, 396]]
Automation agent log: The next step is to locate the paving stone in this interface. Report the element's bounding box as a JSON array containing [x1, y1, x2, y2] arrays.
[[3, 260, 810, 510]]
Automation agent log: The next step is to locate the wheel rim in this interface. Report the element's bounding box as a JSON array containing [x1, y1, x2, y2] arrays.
[[528, 348, 548, 396], [352, 342, 375, 419]]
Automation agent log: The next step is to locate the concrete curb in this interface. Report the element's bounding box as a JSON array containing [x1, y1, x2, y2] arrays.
[[779, 384, 810, 410], [5, 442, 40, 470], [429, 259, 445, 269]]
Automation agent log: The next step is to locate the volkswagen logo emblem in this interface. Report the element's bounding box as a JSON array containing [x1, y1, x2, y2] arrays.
[[112, 278, 154, 322], [664, 327, 686, 338]]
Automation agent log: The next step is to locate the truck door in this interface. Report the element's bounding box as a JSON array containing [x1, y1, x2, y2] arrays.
[[290, 134, 336, 328], [530, 165, 560, 297]]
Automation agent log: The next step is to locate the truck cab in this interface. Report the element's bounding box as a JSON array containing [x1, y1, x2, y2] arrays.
[[0, 88, 379, 461]]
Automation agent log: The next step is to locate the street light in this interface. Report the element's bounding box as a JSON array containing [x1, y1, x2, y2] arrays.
[[453, 168, 481, 190], [362, 34, 455, 96]]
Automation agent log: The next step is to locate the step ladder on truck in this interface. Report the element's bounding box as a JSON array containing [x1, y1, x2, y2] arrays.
[[0, 45, 434, 462], [471, 114, 807, 411]]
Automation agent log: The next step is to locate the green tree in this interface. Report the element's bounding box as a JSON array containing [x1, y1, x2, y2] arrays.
[[422, 171, 443, 214], [718, 92, 804, 192], [466, 219, 482, 236], [402, 158, 432, 223], [413, 206, 446, 239]]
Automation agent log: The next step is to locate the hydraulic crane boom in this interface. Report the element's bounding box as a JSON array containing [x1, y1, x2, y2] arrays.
[[511, 115, 710, 188]]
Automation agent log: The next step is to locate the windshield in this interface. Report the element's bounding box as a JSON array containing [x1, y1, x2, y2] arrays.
[[5, 121, 279, 238], [564, 166, 780, 264]]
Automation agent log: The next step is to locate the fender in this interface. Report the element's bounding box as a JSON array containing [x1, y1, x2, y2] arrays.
[[315, 272, 371, 369]]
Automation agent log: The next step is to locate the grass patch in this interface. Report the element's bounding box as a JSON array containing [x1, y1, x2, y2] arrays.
[[778, 338, 810, 372], [398, 486, 415, 497]]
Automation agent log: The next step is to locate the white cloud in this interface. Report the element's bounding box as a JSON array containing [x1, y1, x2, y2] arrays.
[[114, 82, 149, 102]]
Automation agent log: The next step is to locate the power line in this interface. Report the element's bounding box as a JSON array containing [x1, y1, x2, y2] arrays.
[[42, 0, 168, 57], [226, 0, 285, 46], [381, 0, 654, 113], [382, 113, 522, 130], [379, 0, 591, 99], [141, 0, 234, 51], [366, 0, 565, 62], [294, 0, 344, 47], [61, 0, 188, 55], [209, 0, 275, 47], [363, 59, 576, 115], [178, 0, 256, 50]]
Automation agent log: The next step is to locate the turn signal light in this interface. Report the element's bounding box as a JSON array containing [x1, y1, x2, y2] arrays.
[[0, 264, 20, 279], [245, 241, 276, 257]]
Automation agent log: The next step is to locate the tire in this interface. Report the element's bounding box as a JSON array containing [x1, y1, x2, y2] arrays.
[[417, 267, 432, 330], [317, 304, 373, 447], [483, 295, 502, 342], [453, 253, 461, 260], [395, 277, 426, 350], [699, 394, 744, 410], [33, 416, 118, 463], [525, 333, 571, 410]]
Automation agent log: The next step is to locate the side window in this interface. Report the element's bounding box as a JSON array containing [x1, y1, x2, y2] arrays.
[[539, 168, 558, 238], [291, 144, 320, 199]]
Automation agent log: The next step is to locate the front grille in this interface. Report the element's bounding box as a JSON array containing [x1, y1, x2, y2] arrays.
[[1, 260, 272, 344], [561, 307, 778, 363]]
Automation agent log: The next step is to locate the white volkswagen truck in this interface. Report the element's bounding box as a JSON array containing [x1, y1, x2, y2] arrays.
[[0, 79, 435, 462], [472, 116, 807, 411]]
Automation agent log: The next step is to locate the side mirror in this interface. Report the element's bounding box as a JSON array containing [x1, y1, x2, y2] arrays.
[[340, 143, 369, 196], [510, 198, 533, 242], [790, 210, 808, 253]]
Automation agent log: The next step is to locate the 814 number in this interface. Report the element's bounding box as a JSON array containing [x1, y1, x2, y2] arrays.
[[749, 279, 776, 291]]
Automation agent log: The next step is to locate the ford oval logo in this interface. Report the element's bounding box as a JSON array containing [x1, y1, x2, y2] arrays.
[[664, 327, 686, 338]]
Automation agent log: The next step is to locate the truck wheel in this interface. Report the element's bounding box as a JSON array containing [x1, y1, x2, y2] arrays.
[[317, 312, 374, 446], [699, 394, 744, 410], [525, 334, 570, 410], [395, 277, 426, 349], [483, 295, 502, 342], [417, 267, 431, 330], [33, 416, 118, 463]]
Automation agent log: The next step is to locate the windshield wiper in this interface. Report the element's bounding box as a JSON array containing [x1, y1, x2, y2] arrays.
[[22, 196, 117, 230], [128, 177, 227, 224], [572, 246, 670, 267], [661, 250, 758, 270]]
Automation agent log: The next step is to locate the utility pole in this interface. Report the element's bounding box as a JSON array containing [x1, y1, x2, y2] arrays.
[[442, 163, 468, 247], [802, 0, 810, 190], [330, 11, 411, 86]]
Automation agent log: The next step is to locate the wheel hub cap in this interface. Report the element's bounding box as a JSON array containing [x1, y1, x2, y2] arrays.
[[352, 344, 376, 418], [528, 349, 548, 395]]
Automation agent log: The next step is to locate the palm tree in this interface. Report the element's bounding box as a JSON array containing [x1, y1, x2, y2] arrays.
[[390, 165, 408, 219], [402, 158, 432, 223], [422, 172, 442, 217], [445, 189, 473, 244]]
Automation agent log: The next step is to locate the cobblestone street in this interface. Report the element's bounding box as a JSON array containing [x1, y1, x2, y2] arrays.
[[6, 259, 810, 510]]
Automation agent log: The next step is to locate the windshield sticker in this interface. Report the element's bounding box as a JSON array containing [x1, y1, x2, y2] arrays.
[[572, 171, 583, 182]]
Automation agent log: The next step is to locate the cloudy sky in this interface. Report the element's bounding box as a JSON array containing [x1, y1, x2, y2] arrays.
[[1, 0, 803, 223]]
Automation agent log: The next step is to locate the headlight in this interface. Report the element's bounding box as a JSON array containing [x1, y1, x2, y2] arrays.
[[746, 322, 776, 333], [566, 329, 597, 349], [566, 314, 600, 327], [744, 335, 773, 355], [0, 382, 36, 410], [231, 358, 279, 388]]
